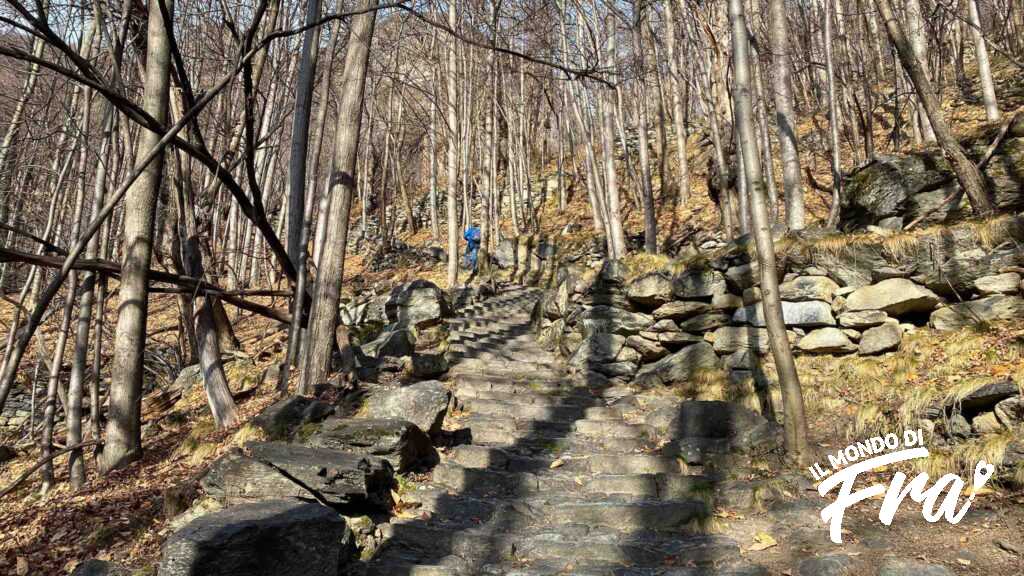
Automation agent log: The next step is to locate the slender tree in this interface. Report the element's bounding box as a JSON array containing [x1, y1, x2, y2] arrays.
[[875, 0, 994, 217], [300, 0, 379, 392], [729, 0, 809, 463], [100, 0, 175, 472]]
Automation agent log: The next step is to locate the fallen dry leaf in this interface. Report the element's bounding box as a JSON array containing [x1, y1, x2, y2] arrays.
[[747, 532, 777, 552]]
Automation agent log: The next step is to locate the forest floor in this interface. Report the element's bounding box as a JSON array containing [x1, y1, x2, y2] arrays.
[[2, 57, 1024, 575]]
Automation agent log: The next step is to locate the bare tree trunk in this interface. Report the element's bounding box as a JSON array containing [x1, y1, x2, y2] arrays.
[[100, 0, 175, 473], [664, 0, 691, 209], [875, 0, 994, 216], [446, 0, 460, 287], [286, 0, 323, 263], [824, 0, 843, 227], [729, 0, 809, 464], [299, 0, 378, 392], [429, 29, 441, 240], [632, 18, 657, 254], [599, 15, 627, 260], [768, 0, 804, 230], [906, 0, 936, 143], [967, 0, 1001, 121]]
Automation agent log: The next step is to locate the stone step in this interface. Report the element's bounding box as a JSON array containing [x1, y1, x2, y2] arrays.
[[431, 463, 716, 501], [452, 387, 598, 407], [467, 430, 653, 456], [574, 420, 653, 440], [480, 556, 768, 576], [588, 453, 687, 475], [460, 398, 613, 422], [451, 373, 583, 392], [531, 496, 710, 532], [366, 520, 746, 574]]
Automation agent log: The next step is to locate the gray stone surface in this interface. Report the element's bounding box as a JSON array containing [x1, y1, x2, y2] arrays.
[[797, 328, 858, 354], [158, 499, 352, 576], [677, 311, 732, 332], [673, 269, 728, 299], [361, 329, 415, 359], [858, 319, 902, 355], [253, 396, 334, 441], [711, 326, 772, 354], [200, 443, 393, 507], [626, 272, 674, 308], [305, 417, 437, 472], [838, 309, 888, 329], [845, 279, 941, 316], [385, 280, 451, 329], [652, 300, 711, 321], [578, 305, 653, 336], [995, 396, 1024, 428], [974, 272, 1022, 295], [633, 342, 719, 387], [779, 276, 840, 302], [930, 294, 1024, 330], [625, 335, 669, 362], [569, 333, 627, 366], [733, 300, 835, 328], [364, 380, 450, 435], [798, 554, 854, 576]]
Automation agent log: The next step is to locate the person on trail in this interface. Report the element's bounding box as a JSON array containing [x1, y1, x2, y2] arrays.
[[463, 226, 481, 270]]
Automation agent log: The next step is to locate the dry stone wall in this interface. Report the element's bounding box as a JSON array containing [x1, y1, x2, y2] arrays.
[[534, 220, 1024, 390]]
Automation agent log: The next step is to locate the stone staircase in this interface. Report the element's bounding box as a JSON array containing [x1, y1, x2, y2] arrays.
[[359, 287, 769, 576]]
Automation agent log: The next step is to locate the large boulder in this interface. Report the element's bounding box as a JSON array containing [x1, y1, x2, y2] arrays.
[[929, 294, 1024, 330], [858, 319, 902, 355], [732, 300, 835, 328], [253, 396, 334, 441], [305, 417, 437, 472], [200, 443, 394, 508], [797, 327, 858, 354], [157, 499, 353, 576], [778, 276, 840, 302], [403, 353, 449, 379], [361, 329, 415, 360], [672, 269, 727, 299], [652, 301, 711, 321], [569, 333, 627, 366], [625, 272, 674, 308], [676, 311, 732, 332], [633, 342, 719, 388], [839, 129, 1024, 231], [844, 279, 941, 316], [974, 272, 1022, 295], [944, 380, 1020, 414], [363, 380, 450, 435], [837, 310, 888, 329], [784, 216, 1024, 294], [995, 396, 1024, 428], [625, 335, 669, 362], [709, 326, 771, 354], [577, 305, 653, 336], [385, 280, 451, 330]]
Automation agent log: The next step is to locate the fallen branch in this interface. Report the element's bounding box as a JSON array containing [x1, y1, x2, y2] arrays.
[[0, 248, 290, 324], [0, 440, 99, 499]]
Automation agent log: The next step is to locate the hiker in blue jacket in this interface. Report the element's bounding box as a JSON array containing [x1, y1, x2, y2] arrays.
[[463, 226, 481, 270]]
